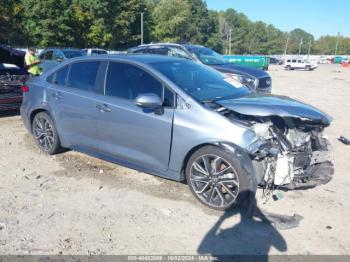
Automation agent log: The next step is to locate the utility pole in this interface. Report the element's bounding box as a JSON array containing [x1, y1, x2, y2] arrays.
[[229, 29, 232, 55], [334, 32, 340, 56], [283, 33, 290, 59], [298, 38, 303, 56], [141, 12, 144, 45], [307, 39, 312, 60]]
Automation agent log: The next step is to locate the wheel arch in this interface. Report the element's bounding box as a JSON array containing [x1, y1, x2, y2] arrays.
[[181, 142, 257, 189], [29, 108, 51, 132]]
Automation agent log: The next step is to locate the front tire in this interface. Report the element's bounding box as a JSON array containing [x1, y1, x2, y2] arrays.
[[185, 146, 251, 211], [32, 112, 62, 155], [305, 65, 311, 71], [286, 65, 291, 70]]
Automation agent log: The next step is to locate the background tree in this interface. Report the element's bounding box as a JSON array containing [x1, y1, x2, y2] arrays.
[[287, 28, 314, 54], [0, 0, 26, 45], [0, 0, 349, 54], [150, 0, 191, 42]]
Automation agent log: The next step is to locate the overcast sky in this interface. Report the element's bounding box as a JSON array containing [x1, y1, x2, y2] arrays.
[[206, 0, 350, 39]]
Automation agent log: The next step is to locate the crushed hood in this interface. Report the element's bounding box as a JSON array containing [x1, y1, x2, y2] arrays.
[[216, 94, 332, 125]]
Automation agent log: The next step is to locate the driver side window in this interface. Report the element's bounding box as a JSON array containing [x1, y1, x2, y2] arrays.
[[53, 51, 64, 61], [105, 62, 174, 107]]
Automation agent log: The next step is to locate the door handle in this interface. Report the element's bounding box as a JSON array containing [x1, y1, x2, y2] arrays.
[[96, 104, 111, 113], [102, 104, 111, 112]]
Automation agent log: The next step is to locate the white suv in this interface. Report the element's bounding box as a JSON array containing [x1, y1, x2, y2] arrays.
[[83, 48, 108, 56], [284, 59, 318, 71]]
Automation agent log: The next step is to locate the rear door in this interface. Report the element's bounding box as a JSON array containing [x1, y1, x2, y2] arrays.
[[297, 60, 303, 69], [48, 60, 106, 151], [96, 61, 175, 172]]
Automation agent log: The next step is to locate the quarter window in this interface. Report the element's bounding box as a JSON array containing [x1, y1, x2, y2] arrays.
[[54, 66, 69, 86], [46, 65, 69, 86], [105, 62, 163, 100], [67, 61, 101, 91]]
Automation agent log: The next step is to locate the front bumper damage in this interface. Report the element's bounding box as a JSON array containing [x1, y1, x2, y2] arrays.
[[247, 123, 334, 190]]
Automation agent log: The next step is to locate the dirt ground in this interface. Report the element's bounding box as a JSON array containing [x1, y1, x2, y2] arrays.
[[0, 64, 350, 255]]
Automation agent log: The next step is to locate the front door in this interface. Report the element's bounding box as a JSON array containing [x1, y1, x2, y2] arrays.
[[96, 61, 175, 172]]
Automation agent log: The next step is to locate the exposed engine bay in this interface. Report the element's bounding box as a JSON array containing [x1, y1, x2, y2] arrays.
[[219, 107, 334, 191]]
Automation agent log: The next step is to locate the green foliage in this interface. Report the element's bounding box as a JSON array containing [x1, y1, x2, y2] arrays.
[[151, 0, 191, 42], [0, 0, 349, 54], [287, 28, 314, 54], [21, 0, 77, 47]]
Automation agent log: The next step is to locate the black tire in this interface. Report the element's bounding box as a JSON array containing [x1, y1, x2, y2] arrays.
[[32, 111, 62, 155], [185, 145, 252, 211], [305, 65, 311, 71], [286, 65, 291, 70]]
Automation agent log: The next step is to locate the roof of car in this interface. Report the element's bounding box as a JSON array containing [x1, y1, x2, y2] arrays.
[[42, 48, 84, 51], [66, 53, 189, 64], [128, 43, 206, 51]]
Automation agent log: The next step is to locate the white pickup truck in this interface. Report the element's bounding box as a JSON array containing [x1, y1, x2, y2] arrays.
[[284, 59, 318, 71]]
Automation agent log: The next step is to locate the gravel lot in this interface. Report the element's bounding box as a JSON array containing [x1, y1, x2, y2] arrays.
[[0, 64, 350, 255]]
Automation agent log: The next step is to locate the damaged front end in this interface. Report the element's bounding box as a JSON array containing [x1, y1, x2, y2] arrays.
[[218, 106, 334, 191]]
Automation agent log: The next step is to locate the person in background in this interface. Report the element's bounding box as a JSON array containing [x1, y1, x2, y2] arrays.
[[25, 48, 42, 76]]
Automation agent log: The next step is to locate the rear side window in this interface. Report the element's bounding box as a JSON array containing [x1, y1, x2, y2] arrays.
[[148, 47, 169, 55], [67, 61, 101, 91], [47, 65, 69, 86], [133, 49, 146, 54], [105, 62, 162, 100], [292, 59, 296, 63], [287, 59, 291, 62], [54, 66, 69, 86]]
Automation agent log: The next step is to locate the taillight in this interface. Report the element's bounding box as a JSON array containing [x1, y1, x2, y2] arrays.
[[21, 85, 29, 93]]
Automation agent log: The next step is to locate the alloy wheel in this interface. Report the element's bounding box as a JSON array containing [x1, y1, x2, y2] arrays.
[[189, 154, 240, 208], [33, 116, 55, 152]]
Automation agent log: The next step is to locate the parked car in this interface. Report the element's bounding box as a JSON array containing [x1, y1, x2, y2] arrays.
[[284, 59, 318, 71], [83, 48, 108, 56], [0, 63, 29, 111], [21, 55, 334, 210], [39, 48, 86, 72], [128, 43, 272, 93], [269, 57, 284, 65], [0, 44, 26, 68]]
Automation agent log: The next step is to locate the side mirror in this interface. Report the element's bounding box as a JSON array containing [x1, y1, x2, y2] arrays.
[[135, 93, 163, 114], [55, 57, 63, 62]]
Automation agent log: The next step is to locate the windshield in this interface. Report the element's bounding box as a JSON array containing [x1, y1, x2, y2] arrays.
[[189, 47, 227, 65], [151, 60, 250, 102], [62, 50, 85, 59]]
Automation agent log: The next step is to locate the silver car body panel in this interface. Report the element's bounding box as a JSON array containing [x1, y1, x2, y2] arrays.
[[21, 55, 333, 188]]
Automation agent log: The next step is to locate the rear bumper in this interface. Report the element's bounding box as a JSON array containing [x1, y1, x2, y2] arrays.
[[0, 94, 22, 111], [20, 104, 32, 133]]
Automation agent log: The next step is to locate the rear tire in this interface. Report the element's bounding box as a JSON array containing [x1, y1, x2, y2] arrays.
[[286, 65, 291, 70], [185, 145, 252, 211], [32, 112, 62, 155], [305, 65, 311, 71]]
